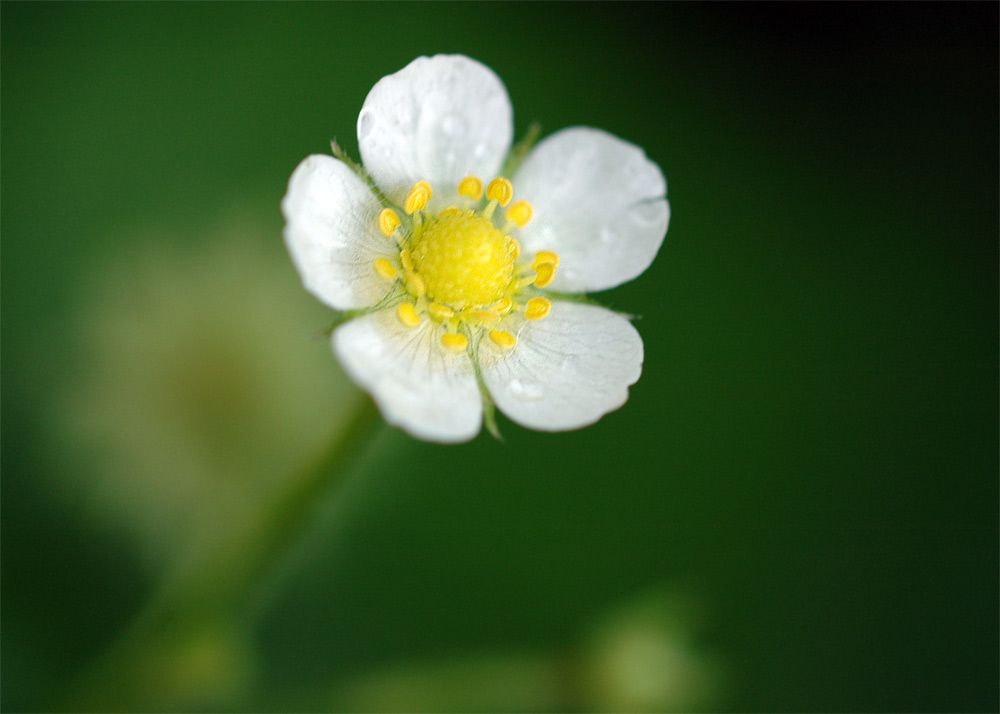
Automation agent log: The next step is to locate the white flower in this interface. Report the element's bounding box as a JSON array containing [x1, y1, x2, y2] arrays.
[[283, 55, 670, 442]]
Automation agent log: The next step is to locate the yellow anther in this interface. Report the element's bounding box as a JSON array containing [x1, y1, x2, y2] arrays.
[[504, 200, 534, 228], [404, 180, 433, 214], [525, 296, 552, 321], [469, 309, 500, 325], [406, 271, 426, 297], [457, 176, 484, 201], [485, 177, 514, 207], [377, 208, 401, 237], [427, 302, 455, 320], [439, 206, 460, 218], [441, 332, 469, 351], [492, 296, 513, 315], [373, 258, 397, 281], [531, 250, 560, 270], [533, 262, 557, 288], [395, 302, 420, 328], [510, 239, 521, 261], [489, 329, 517, 350], [400, 249, 414, 273]]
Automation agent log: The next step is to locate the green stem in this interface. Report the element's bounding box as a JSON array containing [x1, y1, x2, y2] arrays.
[[62, 396, 382, 711]]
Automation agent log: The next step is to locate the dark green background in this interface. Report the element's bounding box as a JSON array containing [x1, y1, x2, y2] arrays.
[[3, 2, 997, 711]]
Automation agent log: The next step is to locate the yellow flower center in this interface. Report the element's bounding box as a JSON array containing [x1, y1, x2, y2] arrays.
[[371, 175, 560, 353], [410, 210, 517, 309]]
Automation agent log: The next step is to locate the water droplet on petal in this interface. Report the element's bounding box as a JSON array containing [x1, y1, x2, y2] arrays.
[[632, 201, 663, 225], [440, 113, 464, 137], [358, 109, 376, 140], [508, 378, 544, 401]]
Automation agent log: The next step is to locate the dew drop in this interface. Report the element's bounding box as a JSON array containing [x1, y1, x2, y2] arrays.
[[632, 200, 663, 225], [358, 109, 376, 140], [440, 113, 464, 137], [508, 378, 544, 401]]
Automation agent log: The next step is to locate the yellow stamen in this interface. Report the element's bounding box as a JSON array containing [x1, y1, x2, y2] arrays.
[[441, 332, 468, 351], [427, 302, 455, 320], [373, 258, 397, 281], [525, 296, 552, 321], [510, 239, 521, 261], [404, 180, 433, 214], [533, 262, 557, 288], [395, 302, 420, 328], [439, 206, 460, 218], [400, 249, 414, 273], [469, 309, 500, 325], [504, 200, 533, 228], [485, 177, 514, 207], [489, 329, 516, 350], [492, 296, 513, 315], [406, 271, 426, 297], [531, 250, 560, 270], [377, 208, 401, 237], [457, 176, 484, 201]]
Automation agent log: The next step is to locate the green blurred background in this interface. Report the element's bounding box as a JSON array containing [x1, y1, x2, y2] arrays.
[[3, 2, 997, 712]]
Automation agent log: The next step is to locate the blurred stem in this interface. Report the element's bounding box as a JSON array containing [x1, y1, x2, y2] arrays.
[[62, 395, 382, 711]]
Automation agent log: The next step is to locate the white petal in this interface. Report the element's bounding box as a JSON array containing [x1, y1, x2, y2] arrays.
[[514, 127, 669, 293], [333, 309, 482, 443], [282, 155, 397, 310], [358, 55, 513, 203], [480, 301, 643, 431]]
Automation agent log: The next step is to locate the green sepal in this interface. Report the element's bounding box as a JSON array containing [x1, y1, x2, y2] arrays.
[[330, 139, 397, 210], [501, 122, 541, 178], [467, 329, 504, 442], [541, 289, 640, 321], [312, 285, 408, 339]]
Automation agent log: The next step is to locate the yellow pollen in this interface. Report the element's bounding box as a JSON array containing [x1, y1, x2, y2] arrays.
[[441, 332, 468, 351], [457, 176, 484, 201], [486, 177, 514, 207], [409, 209, 517, 309], [525, 296, 552, 321], [373, 258, 397, 281], [492, 296, 513, 315], [532, 251, 560, 270], [505, 200, 533, 228], [427, 302, 455, 320], [378, 208, 401, 237], [489, 329, 516, 350], [533, 262, 557, 288], [404, 180, 433, 214], [395, 302, 420, 327], [439, 206, 460, 218]]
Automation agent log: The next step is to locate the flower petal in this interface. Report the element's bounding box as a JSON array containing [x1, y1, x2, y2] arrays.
[[282, 154, 398, 310], [333, 309, 482, 442], [479, 301, 643, 431], [358, 55, 513, 203], [514, 127, 669, 293]]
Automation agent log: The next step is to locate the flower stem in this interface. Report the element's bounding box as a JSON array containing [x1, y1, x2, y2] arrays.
[[61, 395, 382, 711]]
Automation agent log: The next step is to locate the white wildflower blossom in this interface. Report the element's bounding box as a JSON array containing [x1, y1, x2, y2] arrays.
[[283, 55, 669, 442]]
